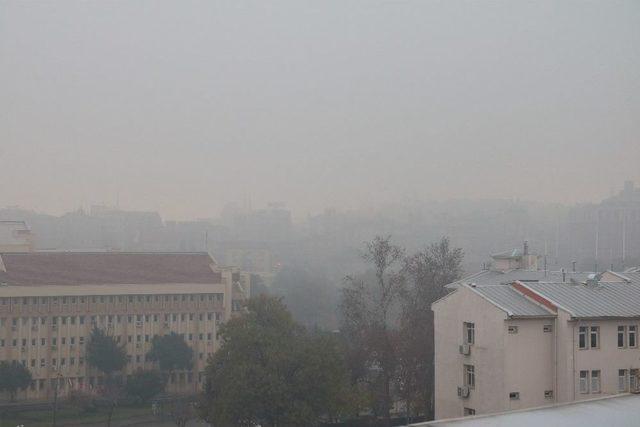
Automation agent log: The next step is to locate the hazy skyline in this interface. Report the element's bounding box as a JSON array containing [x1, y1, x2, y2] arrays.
[[1, 1, 639, 220]]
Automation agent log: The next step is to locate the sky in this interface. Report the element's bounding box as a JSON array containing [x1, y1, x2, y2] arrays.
[[1, 1, 639, 220]]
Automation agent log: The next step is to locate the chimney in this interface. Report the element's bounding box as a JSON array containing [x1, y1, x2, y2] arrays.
[[523, 241, 529, 256], [561, 268, 566, 283], [572, 261, 576, 272]]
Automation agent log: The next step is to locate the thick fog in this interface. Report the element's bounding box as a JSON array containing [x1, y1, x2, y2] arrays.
[[1, 1, 639, 219]]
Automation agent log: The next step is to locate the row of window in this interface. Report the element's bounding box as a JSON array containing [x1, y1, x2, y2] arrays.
[[0, 332, 217, 348], [468, 323, 638, 350], [1, 312, 222, 328], [463, 322, 554, 345], [580, 368, 640, 394], [17, 349, 216, 370], [26, 370, 208, 392], [578, 325, 638, 350], [0, 293, 224, 307]]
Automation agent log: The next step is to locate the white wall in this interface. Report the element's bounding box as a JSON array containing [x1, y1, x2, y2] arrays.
[[433, 287, 508, 419]]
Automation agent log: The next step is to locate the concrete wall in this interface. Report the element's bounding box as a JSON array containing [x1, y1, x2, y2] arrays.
[[503, 318, 554, 410], [433, 287, 508, 419]]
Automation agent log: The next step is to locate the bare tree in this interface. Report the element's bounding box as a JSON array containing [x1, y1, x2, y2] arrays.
[[398, 237, 463, 421], [340, 236, 405, 426]]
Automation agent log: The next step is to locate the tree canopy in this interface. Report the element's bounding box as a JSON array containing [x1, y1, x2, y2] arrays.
[[0, 361, 32, 401], [340, 236, 463, 423], [147, 332, 193, 372], [125, 369, 165, 403], [199, 295, 357, 427], [86, 327, 127, 375]]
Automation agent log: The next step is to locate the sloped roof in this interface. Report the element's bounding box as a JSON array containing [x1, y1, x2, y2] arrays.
[[412, 394, 640, 427], [469, 285, 554, 317], [447, 269, 592, 289], [523, 281, 640, 318], [0, 252, 221, 286]]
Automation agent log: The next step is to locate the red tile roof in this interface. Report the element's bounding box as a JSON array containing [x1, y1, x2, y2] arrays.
[[0, 252, 221, 286]]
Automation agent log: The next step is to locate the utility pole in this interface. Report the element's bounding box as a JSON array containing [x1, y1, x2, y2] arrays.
[[52, 372, 62, 427]]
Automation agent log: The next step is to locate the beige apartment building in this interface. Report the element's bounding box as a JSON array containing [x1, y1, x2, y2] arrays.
[[433, 274, 640, 419], [0, 251, 250, 401]]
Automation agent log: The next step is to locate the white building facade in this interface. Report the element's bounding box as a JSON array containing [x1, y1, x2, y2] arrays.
[[433, 276, 640, 419]]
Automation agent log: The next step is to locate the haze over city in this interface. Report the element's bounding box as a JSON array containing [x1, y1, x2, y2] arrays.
[[2, 1, 639, 219]]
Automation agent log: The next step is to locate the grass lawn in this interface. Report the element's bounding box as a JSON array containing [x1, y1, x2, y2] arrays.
[[0, 404, 153, 427]]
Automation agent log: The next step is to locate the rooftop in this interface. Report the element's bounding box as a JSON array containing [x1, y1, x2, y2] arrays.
[[523, 281, 640, 319], [469, 285, 554, 318], [447, 269, 592, 289], [411, 394, 640, 427], [0, 252, 221, 286]]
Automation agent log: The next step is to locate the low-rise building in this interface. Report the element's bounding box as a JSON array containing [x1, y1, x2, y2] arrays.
[[433, 276, 640, 419], [0, 251, 250, 400]]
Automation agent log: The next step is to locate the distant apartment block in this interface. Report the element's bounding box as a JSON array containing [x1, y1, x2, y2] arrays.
[[0, 252, 250, 401], [433, 272, 640, 419]]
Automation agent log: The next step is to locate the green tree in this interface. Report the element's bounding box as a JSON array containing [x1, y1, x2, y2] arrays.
[[199, 295, 357, 427], [147, 332, 193, 373], [0, 361, 32, 402], [86, 327, 127, 375], [85, 327, 127, 427], [125, 369, 165, 403]]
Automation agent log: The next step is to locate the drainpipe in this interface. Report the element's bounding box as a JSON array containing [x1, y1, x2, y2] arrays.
[[572, 322, 576, 401], [554, 316, 558, 403]]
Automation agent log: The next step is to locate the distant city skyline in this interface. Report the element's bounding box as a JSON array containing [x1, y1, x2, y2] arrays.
[[2, 1, 639, 220]]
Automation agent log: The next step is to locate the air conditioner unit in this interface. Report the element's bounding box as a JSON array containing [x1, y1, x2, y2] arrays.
[[20, 347, 27, 353], [457, 386, 470, 398], [163, 322, 170, 328], [459, 344, 471, 355], [135, 321, 143, 328], [135, 343, 142, 349]]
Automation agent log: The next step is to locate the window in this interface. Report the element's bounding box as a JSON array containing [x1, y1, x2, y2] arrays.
[[464, 322, 475, 344], [579, 370, 589, 393], [629, 326, 637, 348], [619, 369, 628, 392], [618, 326, 626, 348], [463, 408, 475, 416], [578, 326, 587, 349], [544, 390, 553, 399], [591, 370, 601, 393], [509, 392, 519, 400], [464, 365, 475, 389], [543, 325, 552, 333], [508, 326, 518, 334], [590, 327, 599, 349]]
